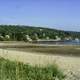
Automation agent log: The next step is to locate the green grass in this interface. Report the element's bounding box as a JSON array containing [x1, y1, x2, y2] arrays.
[[0, 57, 65, 80]]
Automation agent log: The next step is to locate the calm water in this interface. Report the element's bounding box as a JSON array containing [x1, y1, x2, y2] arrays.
[[36, 40, 80, 45], [60, 40, 80, 45]]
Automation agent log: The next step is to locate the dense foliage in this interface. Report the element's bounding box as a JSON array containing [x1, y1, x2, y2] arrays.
[[0, 25, 80, 41], [0, 58, 65, 80]]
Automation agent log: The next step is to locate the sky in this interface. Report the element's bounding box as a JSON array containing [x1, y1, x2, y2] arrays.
[[0, 0, 80, 31]]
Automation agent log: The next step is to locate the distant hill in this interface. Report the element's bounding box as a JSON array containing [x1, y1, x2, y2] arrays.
[[0, 25, 80, 41]]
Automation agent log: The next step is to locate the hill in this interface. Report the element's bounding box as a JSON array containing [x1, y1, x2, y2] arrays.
[[0, 25, 79, 41]]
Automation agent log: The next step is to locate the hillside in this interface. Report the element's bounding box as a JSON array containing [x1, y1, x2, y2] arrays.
[[0, 25, 80, 41]]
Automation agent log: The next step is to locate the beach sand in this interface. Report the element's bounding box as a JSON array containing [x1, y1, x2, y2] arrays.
[[0, 48, 80, 71], [0, 48, 80, 79]]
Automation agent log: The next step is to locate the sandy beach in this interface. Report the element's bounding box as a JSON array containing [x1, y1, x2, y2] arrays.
[[0, 48, 80, 72], [0, 46, 80, 79]]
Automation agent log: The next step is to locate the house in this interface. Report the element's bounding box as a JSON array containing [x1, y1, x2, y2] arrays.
[[25, 35, 32, 42]]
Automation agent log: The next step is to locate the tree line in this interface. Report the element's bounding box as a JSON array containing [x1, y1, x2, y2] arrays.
[[0, 25, 79, 41]]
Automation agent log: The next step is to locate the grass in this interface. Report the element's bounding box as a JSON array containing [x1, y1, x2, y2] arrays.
[[0, 57, 65, 80]]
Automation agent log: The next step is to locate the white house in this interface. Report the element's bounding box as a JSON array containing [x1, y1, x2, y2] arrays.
[[5, 35, 10, 39], [55, 36, 61, 40], [25, 35, 32, 42], [75, 38, 79, 42]]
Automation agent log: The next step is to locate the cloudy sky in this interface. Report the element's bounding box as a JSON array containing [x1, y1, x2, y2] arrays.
[[0, 0, 80, 31]]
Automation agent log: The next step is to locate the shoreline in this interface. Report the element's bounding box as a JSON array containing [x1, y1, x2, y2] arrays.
[[0, 41, 79, 48], [0, 46, 80, 79], [0, 48, 80, 71]]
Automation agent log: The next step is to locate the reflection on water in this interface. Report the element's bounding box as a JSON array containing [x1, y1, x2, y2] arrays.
[[36, 40, 80, 45], [64, 40, 80, 45]]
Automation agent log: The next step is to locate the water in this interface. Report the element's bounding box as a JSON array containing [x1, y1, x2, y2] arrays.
[[36, 40, 80, 45], [62, 40, 80, 45]]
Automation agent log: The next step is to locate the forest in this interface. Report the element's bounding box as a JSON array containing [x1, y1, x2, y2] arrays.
[[0, 25, 79, 41]]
